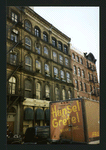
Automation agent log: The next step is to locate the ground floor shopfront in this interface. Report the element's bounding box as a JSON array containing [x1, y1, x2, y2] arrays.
[[7, 98, 50, 136]]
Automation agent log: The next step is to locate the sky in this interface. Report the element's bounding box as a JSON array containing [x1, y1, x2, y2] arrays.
[[33, 6, 99, 82]]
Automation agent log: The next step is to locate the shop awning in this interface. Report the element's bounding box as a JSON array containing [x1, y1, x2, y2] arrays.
[[24, 108, 34, 120], [45, 109, 50, 121], [35, 108, 44, 120]]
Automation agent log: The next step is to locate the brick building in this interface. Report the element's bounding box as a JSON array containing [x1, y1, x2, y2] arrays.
[[70, 46, 100, 101], [6, 6, 74, 135]]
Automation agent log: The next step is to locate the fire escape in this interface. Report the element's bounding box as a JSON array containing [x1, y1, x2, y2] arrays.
[[7, 6, 25, 111]]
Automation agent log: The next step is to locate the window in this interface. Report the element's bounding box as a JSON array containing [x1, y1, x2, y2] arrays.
[[8, 76, 16, 94], [52, 37, 56, 47], [62, 89, 66, 100], [12, 12, 18, 22], [36, 83, 41, 99], [44, 47, 48, 55], [66, 72, 71, 83], [55, 87, 59, 101], [90, 85, 92, 92], [35, 27, 40, 37], [53, 51, 57, 62], [60, 70, 65, 79], [45, 64, 49, 75], [84, 83, 87, 92], [65, 58, 68, 66], [54, 67, 58, 78], [68, 91, 71, 99], [58, 42, 62, 50], [82, 70, 85, 78], [74, 66, 77, 75], [78, 68, 81, 76], [35, 43, 40, 54], [43, 32, 48, 42], [76, 56, 79, 62], [25, 20, 31, 32], [75, 80, 79, 90], [80, 58, 83, 64], [36, 60, 41, 73], [11, 33, 18, 42], [25, 37, 31, 50], [72, 53, 75, 59], [10, 52, 17, 65], [87, 61, 89, 67], [88, 73, 90, 80], [25, 56, 32, 71], [25, 80, 32, 98], [59, 55, 63, 64], [64, 45, 68, 54], [80, 81, 83, 91], [45, 85, 50, 98]]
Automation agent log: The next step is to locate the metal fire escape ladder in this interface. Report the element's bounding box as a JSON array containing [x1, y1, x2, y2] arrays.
[[7, 41, 21, 55], [7, 62, 23, 82], [7, 92, 22, 110]]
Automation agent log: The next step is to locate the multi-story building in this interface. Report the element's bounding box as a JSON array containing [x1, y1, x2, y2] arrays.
[[6, 6, 74, 135], [70, 46, 100, 101]]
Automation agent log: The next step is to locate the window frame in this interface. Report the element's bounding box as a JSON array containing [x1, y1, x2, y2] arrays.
[[45, 85, 50, 98], [25, 55, 32, 71], [36, 60, 41, 73], [25, 80, 32, 98], [53, 51, 57, 62], [35, 26, 40, 37], [36, 82, 41, 99], [25, 37, 31, 50], [43, 32, 48, 42], [25, 20, 31, 32], [65, 57, 68, 66], [8, 76, 16, 94], [59, 55, 63, 64], [54, 67, 59, 78], [11, 11, 18, 22]]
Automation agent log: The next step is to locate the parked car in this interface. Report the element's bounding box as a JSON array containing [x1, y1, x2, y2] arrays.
[[23, 126, 49, 144]]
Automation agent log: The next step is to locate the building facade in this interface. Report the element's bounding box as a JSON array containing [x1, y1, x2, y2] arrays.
[[6, 6, 74, 135], [70, 47, 100, 101]]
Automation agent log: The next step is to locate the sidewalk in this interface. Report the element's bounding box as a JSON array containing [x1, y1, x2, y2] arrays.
[[88, 140, 100, 144]]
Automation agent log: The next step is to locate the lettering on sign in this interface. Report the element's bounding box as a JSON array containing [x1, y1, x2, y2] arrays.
[[51, 101, 81, 129]]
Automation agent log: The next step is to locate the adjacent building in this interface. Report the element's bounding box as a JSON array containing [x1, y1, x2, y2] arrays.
[[6, 6, 74, 135], [70, 46, 100, 101]]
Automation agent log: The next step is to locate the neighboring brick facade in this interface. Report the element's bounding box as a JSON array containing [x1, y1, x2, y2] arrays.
[[70, 47, 100, 101]]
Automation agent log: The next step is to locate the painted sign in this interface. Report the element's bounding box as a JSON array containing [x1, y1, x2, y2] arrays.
[[50, 100, 85, 142]]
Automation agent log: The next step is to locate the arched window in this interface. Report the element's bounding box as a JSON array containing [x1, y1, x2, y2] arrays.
[[58, 41, 62, 51], [36, 60, 41, 73], [36, 82, 41, 99], [10, 51, 18, 65], [11, 29, 18, 42], [82, 70, 85, 78], [84, 83, 87, 92], [68, 90, 71, 99], [60, 70, 65, 80], [53, 51, 57, 62], [72, 53, 75, 59], [25, 80, 32, 98], [54, 67, 58, 78], [35, 26, 40, 37], [35, 43, 41, 54], [25, 55, 32, 71], [25, 37, 31, 50], [80, 81, 83, 91], [52, 37, 56, 47], [45, 85, 50, 98], [25, 20, 31, 32], [74, 65, 77, 75], [65, 58, 68, 66], [43, 32, 48, 42], [8, 76, 16, 94], [45, 64, 49, 75], [66, 72, 71, 83], [44, 47, 48, 56], [59, 55, 63, 64], [76, 56, 79, 62], [62, 89, 66, 100], [64, 45, 68, 54], [80, 58, 83, 64], [90, 85, 92, 92], [78, 68, 81, 76], [75, 80, 79, 90], [55, 87, 59, 101]]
